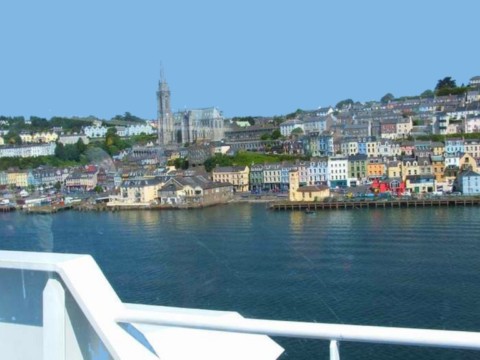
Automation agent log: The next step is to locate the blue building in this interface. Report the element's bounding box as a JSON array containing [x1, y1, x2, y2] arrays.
[[454, 170, 480, 195]]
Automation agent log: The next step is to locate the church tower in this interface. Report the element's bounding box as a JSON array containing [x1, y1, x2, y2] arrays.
[[157, 68, 173, 146]]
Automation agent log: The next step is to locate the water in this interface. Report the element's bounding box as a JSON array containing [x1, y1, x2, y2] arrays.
[[1, 204, 480, 359]]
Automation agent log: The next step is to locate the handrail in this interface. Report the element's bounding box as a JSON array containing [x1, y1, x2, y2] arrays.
[[118, 308, 480, 351]]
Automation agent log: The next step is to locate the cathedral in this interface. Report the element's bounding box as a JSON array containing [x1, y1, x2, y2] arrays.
[[156, 73, 225, 146]]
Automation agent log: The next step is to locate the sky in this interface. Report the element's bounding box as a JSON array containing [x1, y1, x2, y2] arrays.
[[0, 0, 479, 120]]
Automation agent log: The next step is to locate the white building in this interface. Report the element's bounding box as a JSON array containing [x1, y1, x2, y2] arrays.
[[84, 125, 108, 138], [328, 156, 348, 188], [0, 143, 56, 158], [279, 119, 304, 137]]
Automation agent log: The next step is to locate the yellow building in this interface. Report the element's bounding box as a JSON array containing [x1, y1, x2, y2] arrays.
[[460, 153, 478, 172], [111, 178, 164, 206], [289, 170, 329, 202], [431, 142, 444, 156], [7, 170, 28, 187], [387, 160, 402, 179], [431, 156, 445, 182], [0, 136, 4, 145], [212, 166, 250, 192]]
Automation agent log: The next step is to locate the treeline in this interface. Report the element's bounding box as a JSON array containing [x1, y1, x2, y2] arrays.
[[0, 156, 79, 171], [203, 152, 307, 172]]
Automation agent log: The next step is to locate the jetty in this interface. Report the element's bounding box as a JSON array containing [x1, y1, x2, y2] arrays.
[[269, 197, 480, 211], [23, 204, 75, 214]]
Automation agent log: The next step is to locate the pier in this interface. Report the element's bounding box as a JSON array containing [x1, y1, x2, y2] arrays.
[[23, 204, 75, 214], [269, 197, 480, 211]]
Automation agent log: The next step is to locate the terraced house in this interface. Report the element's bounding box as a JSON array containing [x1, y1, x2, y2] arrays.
[[211, 165, 249, 192]]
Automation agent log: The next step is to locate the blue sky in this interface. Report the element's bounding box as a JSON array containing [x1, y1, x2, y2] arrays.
[[0, 0, 479, 120]]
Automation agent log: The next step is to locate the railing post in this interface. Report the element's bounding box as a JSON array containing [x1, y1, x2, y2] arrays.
[[43, 278, 65, 360], [330, 340, 340, 360]]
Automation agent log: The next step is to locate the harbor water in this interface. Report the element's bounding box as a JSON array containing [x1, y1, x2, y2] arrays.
[[1, 204, 479, 359]]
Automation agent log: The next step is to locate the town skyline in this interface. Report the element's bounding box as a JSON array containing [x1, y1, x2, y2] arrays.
[[1, 1, 480, 120]]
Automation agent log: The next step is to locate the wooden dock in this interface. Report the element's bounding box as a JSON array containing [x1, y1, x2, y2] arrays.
[[24, 204, 74, 214], [0, 205, 16, 213], [269, 197, 480, 211]]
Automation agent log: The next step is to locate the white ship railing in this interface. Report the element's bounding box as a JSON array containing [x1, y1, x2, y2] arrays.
[[2, 250, 480, 360]]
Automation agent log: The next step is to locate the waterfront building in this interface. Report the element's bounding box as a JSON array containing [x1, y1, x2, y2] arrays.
[[157, 175, 233, 206], [65, 168, 99, 191], [405, 174, 435, 194], [307, 158, 328, 185], [280, 164, 295, 191], [262, 164, 282, 191], [111, 178, 164, 205], [0, 137, 3, 146], [288, 169, 330, 201], [32, 168, 68, 188], [0, 171, 7, 186], [328, 156, 348, 188], [454, 170, 480, 195], [366, 157, 386, 179], [212, 165, 250, 192], [400, 157, 421, 181], [249, 164, 264, 192], [295, 161, 309, 186], [348, 154, 368, 183], [6, 170, 28, 188]]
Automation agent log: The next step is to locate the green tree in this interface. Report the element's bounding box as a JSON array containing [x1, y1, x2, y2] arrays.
[[76, 138, 87, 154], [380, 93, 395, 104], [4, 131, 22, 145], [335, 99, 354, 109], [271, 129, 282, 140], [435, 77, 457, 91], [54, 181, 62, 191], [173, 157, 189, 170], [420, 89, 434, 98]]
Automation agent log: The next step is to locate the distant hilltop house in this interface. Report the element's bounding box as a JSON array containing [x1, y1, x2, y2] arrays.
[[83, 124, 154, 138], [0, 143, 56, 158], [58, 134, 89, 145], [19, 131, 58, 144], [469, 76, 480, 88]]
